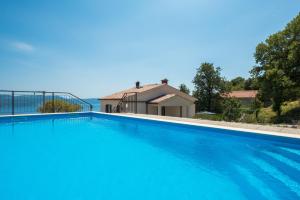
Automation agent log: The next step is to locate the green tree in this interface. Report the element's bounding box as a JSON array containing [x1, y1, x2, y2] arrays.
[[230, 76, 245, 90], [244, 78, 259, 90], [193, 63, 227, 112], [250, 99, 262, 120], [179, 84, 190, 94], [251, 13, 300, 116], [223, 98, 242, 121], [38, 100, 81, 113]]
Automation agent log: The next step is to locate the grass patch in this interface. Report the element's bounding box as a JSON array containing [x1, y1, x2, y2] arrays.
[[258, 100, 300, 124], [193, 100, 300, 125], [193, 113, 223, 121], [277, 100, 300, 124]]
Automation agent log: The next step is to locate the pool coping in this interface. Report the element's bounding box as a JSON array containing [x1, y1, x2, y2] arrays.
[[92, 112, 300, 139], [0, 111, 299, 139]]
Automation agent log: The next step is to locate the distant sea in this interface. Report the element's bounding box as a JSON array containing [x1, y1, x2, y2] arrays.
[[85, 98, 100, 112]]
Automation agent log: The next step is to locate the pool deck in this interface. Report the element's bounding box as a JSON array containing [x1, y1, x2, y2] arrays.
[[114, 113, 300, 139]]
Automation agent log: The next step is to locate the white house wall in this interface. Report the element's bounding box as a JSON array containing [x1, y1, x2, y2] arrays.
[[100, 84, 196, 117], [100, 100, 119, 112], [148, 105, 158, 115], [157, 95, 195, 118]]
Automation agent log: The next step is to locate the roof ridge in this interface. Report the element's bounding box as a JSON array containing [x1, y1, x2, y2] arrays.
[[100, 83, 163, 99]]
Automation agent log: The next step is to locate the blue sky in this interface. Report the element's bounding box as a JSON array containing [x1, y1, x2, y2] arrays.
[[0, 0, 299, 98]]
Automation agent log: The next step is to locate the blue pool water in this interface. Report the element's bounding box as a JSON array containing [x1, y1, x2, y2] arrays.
[[0, 113, 300, 200]]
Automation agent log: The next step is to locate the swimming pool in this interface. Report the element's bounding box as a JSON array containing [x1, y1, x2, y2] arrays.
[[0, 112, 299, 200]]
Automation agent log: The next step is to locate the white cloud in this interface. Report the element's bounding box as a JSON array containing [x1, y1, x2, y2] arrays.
[[11, 41, 35, 52]]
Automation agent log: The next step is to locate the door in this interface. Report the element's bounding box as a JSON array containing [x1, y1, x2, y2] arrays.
[[161, 106, 166, 116], [105, 104, 112, 113]]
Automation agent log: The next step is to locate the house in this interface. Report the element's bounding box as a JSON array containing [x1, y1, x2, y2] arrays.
[[224, 90, 258, 105], [99, 79, 197, 118]]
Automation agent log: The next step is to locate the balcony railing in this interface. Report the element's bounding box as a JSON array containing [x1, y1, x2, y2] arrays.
[[112, 92, 138, 114], [0, 90, 93, 115]]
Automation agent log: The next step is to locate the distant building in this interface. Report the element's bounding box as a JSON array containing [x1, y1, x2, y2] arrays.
[[99, 79, 196, 118], [224, 90, 258, 105]]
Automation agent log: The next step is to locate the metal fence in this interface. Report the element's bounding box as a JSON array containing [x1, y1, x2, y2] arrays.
[[0, 90, 93, 115]]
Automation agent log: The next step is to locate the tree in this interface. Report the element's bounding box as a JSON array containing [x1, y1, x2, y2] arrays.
[[250, 98, 262, 120], [223, 98, 242, 121], [193, 63, 227, 112], [244, 78, 259, 90], [230, 77, 245, 90], [251, 13, 300, 116], [38, 100, 81, 113], [179, 84, 190, 94]]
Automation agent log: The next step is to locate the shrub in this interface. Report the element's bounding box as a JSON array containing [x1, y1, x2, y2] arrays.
[[38, 100, 81, 113], [223, 98, 242, 121], [281, 100, 300, 114], [240, 113, 257, 123], [257, 107, 276, 123], [248, 99, 263, 121], [276, 100, 300, 124]]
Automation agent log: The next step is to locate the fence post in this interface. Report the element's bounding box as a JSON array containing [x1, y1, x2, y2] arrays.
[[42, 91, 46, 113], [52, 92, 55, 113], [135, 92, 137, 114], [11, 91, 14, 115]]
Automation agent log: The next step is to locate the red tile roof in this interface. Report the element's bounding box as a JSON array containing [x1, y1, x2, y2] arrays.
[[225, 90, 258, 98], [148, 94, 176, 104], [100, 84, 163, 100]]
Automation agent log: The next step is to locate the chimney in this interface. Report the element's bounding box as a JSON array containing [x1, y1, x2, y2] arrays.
[[161, 78, 168, 85], [136, 81, 140, 88]]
